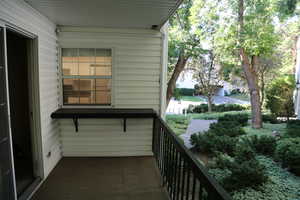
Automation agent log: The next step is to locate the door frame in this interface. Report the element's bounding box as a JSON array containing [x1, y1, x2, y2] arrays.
[[1, 20, 44, 199]]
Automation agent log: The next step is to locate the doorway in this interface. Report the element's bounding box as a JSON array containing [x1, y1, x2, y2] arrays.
[[6, 29, 36, 197]]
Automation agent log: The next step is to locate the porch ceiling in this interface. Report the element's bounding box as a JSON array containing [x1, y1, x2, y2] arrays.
[[24, 0, 182, 29]]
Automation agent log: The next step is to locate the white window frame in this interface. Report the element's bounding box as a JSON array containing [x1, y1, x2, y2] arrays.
[[59, 47, 115, 108]]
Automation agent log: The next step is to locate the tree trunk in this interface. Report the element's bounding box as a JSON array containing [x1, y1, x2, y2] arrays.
[[260, 71, 265, 108], [207, 95, 213, 113], [238, 0, 262, 129], [166, 53, 188, 106]]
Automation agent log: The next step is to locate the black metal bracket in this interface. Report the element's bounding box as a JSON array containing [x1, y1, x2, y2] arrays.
[[123, 118, 127, 132], [72, 117, 126, 133], [73, 117, 79, 132]]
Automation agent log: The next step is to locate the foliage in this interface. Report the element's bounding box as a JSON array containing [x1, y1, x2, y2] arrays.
[[241, 135, 277, 156], [243, 123, 287, 137], [265, 75, 295, 119], [209, 121, 246, 137], [286, 120, 300, 138], [166, 115, 190, 135], [231, 156, 300, 200], [209, 145, 267, 192], [173, 87, 181, 100], [275, 137, 300, 175], [262, 114, 280, 124], [180, 96, 204, 102], [191, 103, 247, 113], [191, 51, 222, 112], [276, 0, 300, 19], [177, 88, 195, 96], [218, 113, 249, 126], [190, 131, 237, 156]]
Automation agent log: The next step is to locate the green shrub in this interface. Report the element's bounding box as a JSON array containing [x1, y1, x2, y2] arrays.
[[209, 121, 246, 137], [242, 135, 277, 156], [191, 104, 247, 113], [223, 158, 267, 191], [192, 104, 210, 113], [230, 89, 241, 95], [190, 132, 215, 153], [216, 104, 246, 112], [262, 114, 280, 124], [190, 131, 237, 156], [178, 88, 195, 96], [275, 137, 300, 175], [231, 155, 300, 200], [173, 87, 181, 100], [265, 75, 295, 119], [286, 120, 300, 138], [210, 145, 267, 192], [218, 113, 249, 126]]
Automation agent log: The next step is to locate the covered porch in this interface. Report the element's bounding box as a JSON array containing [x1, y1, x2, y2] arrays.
[[32, 157, 167, 200]]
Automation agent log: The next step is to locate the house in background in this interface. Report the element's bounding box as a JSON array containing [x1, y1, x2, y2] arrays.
[[177, 70, 244, 96], [0, 1, 231, 200]]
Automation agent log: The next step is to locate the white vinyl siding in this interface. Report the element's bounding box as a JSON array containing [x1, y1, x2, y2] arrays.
[[0, 0, 61, 178], [58, 27, 162, 156]]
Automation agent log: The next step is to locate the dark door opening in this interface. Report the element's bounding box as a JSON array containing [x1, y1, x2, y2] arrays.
[[6, 29, 35, 196]]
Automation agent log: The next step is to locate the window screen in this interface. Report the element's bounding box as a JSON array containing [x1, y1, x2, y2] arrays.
[[62, 48, 112, 105]]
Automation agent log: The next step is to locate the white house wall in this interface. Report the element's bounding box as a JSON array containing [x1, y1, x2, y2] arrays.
[[58, 27, 162, 156], [0, 0, 61, 178]]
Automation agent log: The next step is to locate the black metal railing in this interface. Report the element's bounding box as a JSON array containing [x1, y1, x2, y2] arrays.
[[152, 116, 232, 200]]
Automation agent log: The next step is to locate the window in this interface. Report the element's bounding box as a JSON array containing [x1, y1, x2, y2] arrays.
[[62, 48, 112, 105]]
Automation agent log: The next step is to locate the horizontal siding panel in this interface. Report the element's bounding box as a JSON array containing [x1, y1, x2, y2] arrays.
[[59, 33, 161, 44], [116, 49, 161, 57], [115, 80, 159, 87], [116, 93, 159, 99]]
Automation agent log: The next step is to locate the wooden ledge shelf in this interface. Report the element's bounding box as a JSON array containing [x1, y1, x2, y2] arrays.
[[50, 108, 157, 132]]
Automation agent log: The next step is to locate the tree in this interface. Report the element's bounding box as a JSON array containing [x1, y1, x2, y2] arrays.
[[192, 51, 222, 112], [215, 0, 279, 129], [266, 75, 295, 120], [167, 0, 203, 106]]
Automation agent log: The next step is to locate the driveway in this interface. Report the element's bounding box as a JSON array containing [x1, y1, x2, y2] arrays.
[[208, 95, 249, 105]]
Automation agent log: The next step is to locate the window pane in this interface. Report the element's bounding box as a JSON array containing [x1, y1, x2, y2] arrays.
[[63, 79, 79, 91], [92, 64, 111, 76], [63, 91, 79, 104], [62, 62, 78, 75], [96, 49, 112, 63], [78, 48, 94, 63], [62, 48, 112, 105], [79, 90, 93, 104], [62, 48, 78, 62], [79, 79, 94, 91], [95, 79, 111, 91], [96, 91, 111, 104], [78, 63, 92, 75]]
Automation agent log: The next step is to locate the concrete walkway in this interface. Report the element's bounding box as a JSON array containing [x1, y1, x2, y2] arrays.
[[180, 120, 217, 149]]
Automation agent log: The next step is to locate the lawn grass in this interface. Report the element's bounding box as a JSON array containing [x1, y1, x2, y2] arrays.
[[243, 123, 287, 137], [166, 110, 251, 135], [179, 96, 205, 102], [229, 94, 250, 101], [166, 114, 190, 135]]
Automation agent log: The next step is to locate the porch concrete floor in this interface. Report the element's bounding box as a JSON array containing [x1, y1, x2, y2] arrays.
[[31, 157, 168, 200]]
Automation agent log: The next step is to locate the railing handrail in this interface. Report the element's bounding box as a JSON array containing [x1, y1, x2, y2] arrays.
[[153, 115, 232, 200]]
